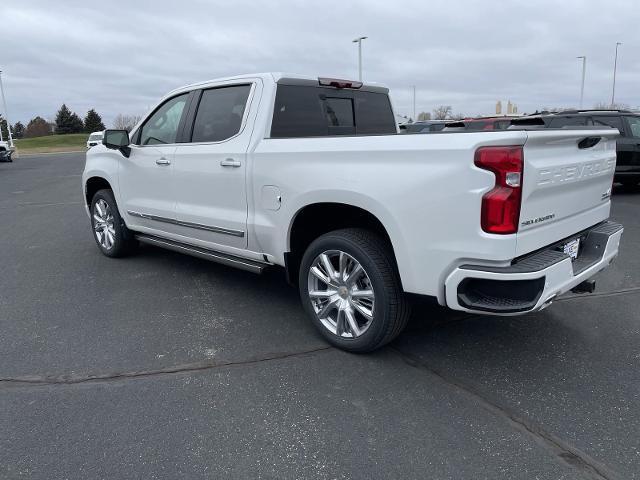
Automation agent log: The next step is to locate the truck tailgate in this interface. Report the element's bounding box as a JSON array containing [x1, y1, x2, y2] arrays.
[[516, 129, 619, 256]]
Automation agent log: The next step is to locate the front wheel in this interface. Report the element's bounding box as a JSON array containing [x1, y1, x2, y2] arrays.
[[90, 189, 137, 257], [298, 228, 410, 352]]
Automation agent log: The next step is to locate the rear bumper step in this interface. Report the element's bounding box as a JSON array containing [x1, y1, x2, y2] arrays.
[[457, 277, 545, 313], [445, 221, 623, 315], [135, 234, 270, 274]]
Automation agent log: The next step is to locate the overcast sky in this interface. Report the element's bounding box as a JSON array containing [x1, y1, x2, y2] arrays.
[[1, 0, 638, 126]]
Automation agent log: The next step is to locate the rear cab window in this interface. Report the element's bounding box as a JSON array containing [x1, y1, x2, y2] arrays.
[[270, 80, 396, 138], [493, 120, 512, 130], [547, 116, 590, 128], [464, 121, 492, 131], [324, 97, 355, 135], [592, 116, 624, 134]]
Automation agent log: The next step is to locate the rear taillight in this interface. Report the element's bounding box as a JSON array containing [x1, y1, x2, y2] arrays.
[[474, 146, 523, 234]]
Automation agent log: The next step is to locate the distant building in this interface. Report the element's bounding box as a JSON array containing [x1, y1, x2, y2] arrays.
[[496, 100, 518, 115]]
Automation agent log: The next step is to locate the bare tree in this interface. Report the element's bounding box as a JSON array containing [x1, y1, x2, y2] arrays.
[[593, 101, 629, 110], [432, 105, 452, 120], [24, 116, 52, 138], [113, 114, 142, 132]]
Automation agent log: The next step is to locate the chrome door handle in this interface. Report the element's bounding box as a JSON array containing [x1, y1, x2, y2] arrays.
[[156, 158, 171, 166], [220, 158, 241, 167]]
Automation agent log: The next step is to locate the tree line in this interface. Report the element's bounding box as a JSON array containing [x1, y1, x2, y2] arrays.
[[0, 105, 145, 140], [411, 101, 632, 123], [0, 104, 106, 140], [415, 106, 465, 122]]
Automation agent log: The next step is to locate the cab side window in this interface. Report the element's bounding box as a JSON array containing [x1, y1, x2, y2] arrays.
[[139, 94, 189, 145], [548, 116, 589, 128], [494, 120, 512, 130], [625, 116, 640, 138], [593, 116, 623, 132], [191, 85, 251, 143]]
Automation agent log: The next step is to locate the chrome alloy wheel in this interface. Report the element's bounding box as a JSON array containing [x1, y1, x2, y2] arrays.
[[93, 199, 116, 250], [307, 250, 375, 338]]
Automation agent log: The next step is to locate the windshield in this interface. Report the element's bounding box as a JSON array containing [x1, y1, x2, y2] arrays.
[[88, 134, 103, 141]]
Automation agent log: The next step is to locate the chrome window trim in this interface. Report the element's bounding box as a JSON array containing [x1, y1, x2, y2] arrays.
[[127, 210, 245, 237]]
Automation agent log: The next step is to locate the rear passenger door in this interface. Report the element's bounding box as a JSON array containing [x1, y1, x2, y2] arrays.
[[171, 81, 259, 250]]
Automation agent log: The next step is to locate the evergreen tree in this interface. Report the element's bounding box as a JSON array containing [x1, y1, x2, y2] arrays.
[[0, 115, 8, 140], [12, 122, 25, 139], [69, 112, 84, 133], [84, 109, 105, 132], [55, 104, 84, 134]]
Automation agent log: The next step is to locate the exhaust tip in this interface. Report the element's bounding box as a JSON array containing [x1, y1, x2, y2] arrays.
[[571, 279, 596, 294], [540, 294, 557, 310]]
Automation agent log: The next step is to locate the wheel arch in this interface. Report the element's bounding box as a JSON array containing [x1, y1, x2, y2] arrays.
[[84, 176, 114, 208], [285, 202, 404, 289]]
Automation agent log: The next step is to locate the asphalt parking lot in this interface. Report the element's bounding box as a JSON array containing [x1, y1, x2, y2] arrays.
[[1, 152, 639, 480]]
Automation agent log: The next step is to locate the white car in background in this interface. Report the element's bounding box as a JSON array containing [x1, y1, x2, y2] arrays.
[[0, 140, 12, 162], [86, 131, 104, 148]]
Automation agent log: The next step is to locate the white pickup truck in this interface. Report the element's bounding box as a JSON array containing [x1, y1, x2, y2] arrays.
[[83, 73, 623, 352]]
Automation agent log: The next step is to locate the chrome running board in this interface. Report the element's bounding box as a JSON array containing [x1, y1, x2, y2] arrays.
[[135, 234, 269, 274]]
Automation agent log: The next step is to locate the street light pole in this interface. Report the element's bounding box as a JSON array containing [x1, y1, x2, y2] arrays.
[[611, 42, 622, 107], [576, 56, 586, 109], [352, 36, 367, 82], [0, 71, 14, 148], [412, 85, 416, 121]]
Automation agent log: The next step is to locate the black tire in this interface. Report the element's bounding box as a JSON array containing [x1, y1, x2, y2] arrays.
[[90, 189, 137, 258], [298, 228, 410, 353]]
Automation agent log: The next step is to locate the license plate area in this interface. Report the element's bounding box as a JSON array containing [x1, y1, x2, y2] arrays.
[[561, 238, 581, 261]]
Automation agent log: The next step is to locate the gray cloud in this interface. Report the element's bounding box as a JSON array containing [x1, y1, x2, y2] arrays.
[[1, 0, 638, 126]]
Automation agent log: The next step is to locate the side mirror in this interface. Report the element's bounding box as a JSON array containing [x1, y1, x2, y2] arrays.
[[103, 129, 131, 157]]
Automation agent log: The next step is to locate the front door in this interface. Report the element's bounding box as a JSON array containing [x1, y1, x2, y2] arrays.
[[119, 93, 190, 235], [172, 82, 258, 250]]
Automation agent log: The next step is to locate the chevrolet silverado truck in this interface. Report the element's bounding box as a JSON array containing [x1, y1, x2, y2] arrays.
[[82, 73, 624, 352]]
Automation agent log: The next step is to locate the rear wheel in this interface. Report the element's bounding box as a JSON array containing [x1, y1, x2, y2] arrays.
[[90, 189, 137, 257], [298, 228, 410, 352]]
